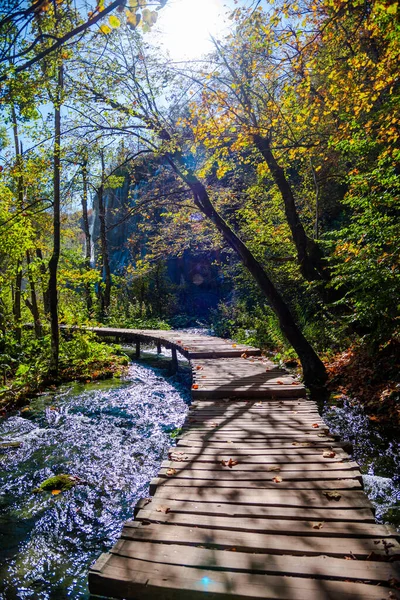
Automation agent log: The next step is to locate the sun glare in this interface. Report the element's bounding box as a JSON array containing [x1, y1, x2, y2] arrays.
[[156, 0, 228, 61]]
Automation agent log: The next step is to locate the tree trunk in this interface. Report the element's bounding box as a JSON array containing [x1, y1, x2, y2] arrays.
[[25, 250, 42, 337], [98, 151, 111, 319], [36, 248, 50, 315], [13, 260, 22, 343], [48, 62, 63, 375], [170, 157, 327, 386], [81, 158, 93, 313], [253, 134, 326, 282], [11, 107, 24, 343]]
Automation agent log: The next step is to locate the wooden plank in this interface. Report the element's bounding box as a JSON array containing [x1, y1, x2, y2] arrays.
[[89, 559, 391, 600], [150, 477, 362, 494], [157, 467, 362, 481], [176, 440, 344, 449], [161, 460, 359, 471], [109, 540, 400, 583], [169, 446, 347, 457], [121, 522, 399, 558], [134, 509, 394, 538], [133, 498, 376, 523], [152, 487, 373, 508]]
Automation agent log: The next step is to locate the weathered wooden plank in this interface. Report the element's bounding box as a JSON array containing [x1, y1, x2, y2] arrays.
[[133, 498, 376, 523], [108, 540, 400, 583], [161, 460, 359, 471], [157, 467, 362, 481], [151, 487, 373, 508], [176, 440, 343, 449], [134, 509, 394, 538], [169, 446, 347, 457], [150, 477, 362, 494], [121, 522, 399, 558], [89, 559, 391, 600]]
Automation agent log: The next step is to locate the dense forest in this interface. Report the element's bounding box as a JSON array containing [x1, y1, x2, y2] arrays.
[[0, 0, 399, 421]]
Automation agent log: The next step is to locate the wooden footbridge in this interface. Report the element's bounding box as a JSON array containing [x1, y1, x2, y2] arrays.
[[88, 328, 400, 600]]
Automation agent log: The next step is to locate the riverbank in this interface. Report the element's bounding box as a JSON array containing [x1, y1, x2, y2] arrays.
[[326, 339, 400, 428], [0, 335, 129, 414]]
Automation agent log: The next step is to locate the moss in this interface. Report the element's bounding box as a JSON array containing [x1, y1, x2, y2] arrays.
[[0, 441, 22, 449], [33, 474, 80, 493]]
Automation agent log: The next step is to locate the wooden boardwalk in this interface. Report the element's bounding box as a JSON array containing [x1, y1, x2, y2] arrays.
[[88, 329, 400, 600]]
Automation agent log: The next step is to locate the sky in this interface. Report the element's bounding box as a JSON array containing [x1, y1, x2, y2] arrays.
[[155, 0, 232, 61]]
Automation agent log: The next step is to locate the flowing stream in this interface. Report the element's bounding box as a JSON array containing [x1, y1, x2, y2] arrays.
[[0, 355, 190, 600], [323, 398, 400, 527], [0, 348, 399, 599]]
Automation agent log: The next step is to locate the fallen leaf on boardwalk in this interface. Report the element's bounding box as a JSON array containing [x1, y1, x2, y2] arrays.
[[184, 347, 189, 351], [176, 340, 182, 343], [156, 506, 170, 514], [226, 440, 233, 444], [166, 469, 177, 476], [317, 433, 327, 437], [241, 353, 248, 359], [312, 423, 320, 428], [208, 422, 218, 428], [272, 476, 282, 483], [220, 458, 238, 468], [230, 547, 237, 552], [291, 411, 298, 414], [196, 366, 203, 370], [292, 381, 300, 385], [266, 466, 281, 472], [312, 522, 324, 529], [51, 490, 61, 495], [323, 450, 336, 458], [323, 490, 342, 501], [192, 384, 199, 389], [292, 442, 311, 447], [169, 452, 188, 461], [255, 401, 263, 407], [276, 380, 284, 384], [232, 344, 237, 348]]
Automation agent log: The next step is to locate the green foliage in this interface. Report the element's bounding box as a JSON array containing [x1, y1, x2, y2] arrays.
[[327, 156, 400, 343], [211, 300, 287, 352], [0, 330, 128, 408]]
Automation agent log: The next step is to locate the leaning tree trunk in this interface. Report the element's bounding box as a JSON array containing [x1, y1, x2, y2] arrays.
[[169, 156, 327, 386], [253, 134, 326, 282], [48, 62, 63, 375]]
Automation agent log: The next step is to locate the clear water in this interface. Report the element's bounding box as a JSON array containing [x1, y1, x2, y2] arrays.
[[0, 357, 190, 600], [323, 397, 400, 527]]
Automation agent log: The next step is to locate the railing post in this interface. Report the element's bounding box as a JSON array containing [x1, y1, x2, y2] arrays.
[[171, 347, 178, 373], [157, 341, 162, 354], [135, 340, 140, 359]]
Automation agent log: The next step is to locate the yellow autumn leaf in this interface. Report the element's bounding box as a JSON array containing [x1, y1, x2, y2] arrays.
[[109, 15, 120, 28], [51, 490, 62, 495], [99, 24, 111, 34], [126, 10, 140, 27]]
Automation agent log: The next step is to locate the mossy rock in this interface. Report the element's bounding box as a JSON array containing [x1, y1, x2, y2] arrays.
[[33, 474, 81, 494], [0, 441, 22, 449]]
